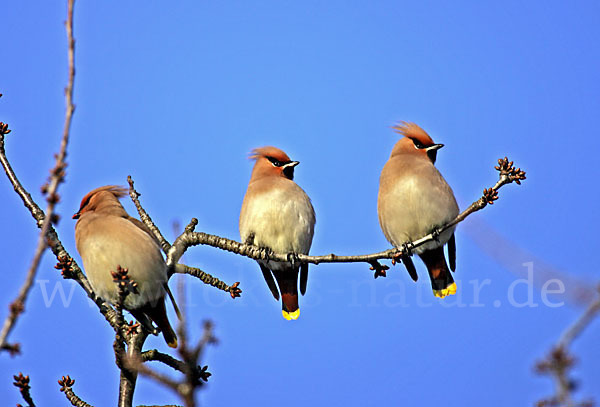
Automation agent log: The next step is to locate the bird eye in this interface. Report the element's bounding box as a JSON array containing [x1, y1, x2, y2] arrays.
[[266, 156, 286, 167], [412, 139, 425, 149]]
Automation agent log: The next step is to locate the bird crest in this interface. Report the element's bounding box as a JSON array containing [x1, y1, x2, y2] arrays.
[[77, 185, 128, 212], [249, 146, 291, 163], [392, 121, 435, 146]]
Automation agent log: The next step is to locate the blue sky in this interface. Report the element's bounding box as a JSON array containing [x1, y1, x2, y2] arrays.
[[1, 1, 599, 405]]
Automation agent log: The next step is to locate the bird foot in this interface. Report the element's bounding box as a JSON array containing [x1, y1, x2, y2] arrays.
[[261, 247, 275, 262], [287, 252, 300, 268], [401, 242, 415, 257]]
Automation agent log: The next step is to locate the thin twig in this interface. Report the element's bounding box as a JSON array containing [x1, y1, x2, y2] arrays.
[[535, 286, 600, 407], [0, 131, 126, 335], [0, 0, 76, 353], [127, 175, 172, 253], [124, 281, 214, 407], [558, 293, 600, 349], [142, 349, 188, 373], [174, 264, 241, 298], [13, 372, 36, 407], [58, 375, 93, 407]]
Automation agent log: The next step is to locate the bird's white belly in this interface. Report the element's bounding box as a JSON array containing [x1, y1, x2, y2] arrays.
[[240, 189, 314, 265]]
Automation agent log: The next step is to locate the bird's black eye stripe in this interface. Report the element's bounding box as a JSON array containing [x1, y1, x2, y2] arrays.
[[412, 139, 425, 149], [266, 156, 289, 167]]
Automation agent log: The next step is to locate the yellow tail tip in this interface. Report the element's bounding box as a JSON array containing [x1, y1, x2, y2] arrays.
[[433, 282, 457, 298], [282, 308, 300, 320], [167, 339, 178, 348]]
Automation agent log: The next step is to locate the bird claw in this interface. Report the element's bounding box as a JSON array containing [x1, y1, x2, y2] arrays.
[[287, 252, 300, 269], [261, 247, 274, 262], [401, 242, 415, 256], [431, 228, 441, 242]]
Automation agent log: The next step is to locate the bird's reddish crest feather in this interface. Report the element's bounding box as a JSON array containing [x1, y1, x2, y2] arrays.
[[392, 121, 435, 146], [249, 146, 291, 163], [78, 185, 128, 210]]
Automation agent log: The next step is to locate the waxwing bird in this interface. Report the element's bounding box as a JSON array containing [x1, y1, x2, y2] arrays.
[[74, 186, 179, 347], [377, 122, 459, 298], [240, 147, 316, 320]]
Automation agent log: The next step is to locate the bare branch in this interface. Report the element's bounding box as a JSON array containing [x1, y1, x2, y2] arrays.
[[0, 129, 126, 337], [127, 175, 172, 253], [58, 375, 93, 407], [535, 285, 600, 407], [174, 264, 241, 299], [558, 288, 600, 349], [127, 176, 242, 298], [141, 349, 188, 373], [124, 281, 214, 407], [0, 0, 76, 353], [13, 372, 35, 407]]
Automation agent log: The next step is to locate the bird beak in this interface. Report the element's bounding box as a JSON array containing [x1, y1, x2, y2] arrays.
[[72, 212, 80, 220], [426, 144, 444, 151], [284, 161, 300, 168]]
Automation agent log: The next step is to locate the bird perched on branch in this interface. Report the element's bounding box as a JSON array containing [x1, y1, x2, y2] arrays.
[[378, 122, 459, 298], [240, 147, 316, 320], [73, 185, 179, 347]]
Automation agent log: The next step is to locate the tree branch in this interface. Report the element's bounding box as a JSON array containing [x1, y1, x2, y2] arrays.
[[174, 264, 241, 299], [141, 349, 188, 373], [127, 176, 242, 298], [127, 176, 172, 253], [558, 290, 600, 349], [0, 0, 76, 353], [13, 372, 36, 407], [124, 280, 214, 407], [1, 125, 127, 342], [535, 285, 600, 407], [58, 375, 93, 407]]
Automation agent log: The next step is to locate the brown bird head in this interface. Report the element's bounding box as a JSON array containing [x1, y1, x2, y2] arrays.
[[249, 146, 300, 181], [390, 121, 444, 164], [73, 185, 128, 219]]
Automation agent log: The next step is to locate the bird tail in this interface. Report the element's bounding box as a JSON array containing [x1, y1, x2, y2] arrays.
[[419, 246, 457, 298], [139, 298, 178, 348], [272, 268, 300, 320]]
